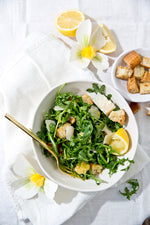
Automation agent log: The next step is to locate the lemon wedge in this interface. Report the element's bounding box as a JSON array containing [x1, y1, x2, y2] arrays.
[[55, 9, 85, 37], [98, 23, 116, 54], [104, 128, 129, 155]]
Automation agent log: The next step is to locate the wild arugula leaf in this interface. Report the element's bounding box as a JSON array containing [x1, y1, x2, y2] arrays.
[[107, 158, 134, 175], [79, 169, 106, 185], [113, 105, 120, 111], [78, 150, 89, 162], [99, 84, 105, 94], [121, 159, 134, 171], [106, 94, 112, 100], [86, 88, 94, 93], [119, 179, 139, 200], [100, 112, 122, 132], [87, 83, 105, 95], [57, 83, 67, 96], [92, 83, 100, 93], [87, 83, 112, 100]]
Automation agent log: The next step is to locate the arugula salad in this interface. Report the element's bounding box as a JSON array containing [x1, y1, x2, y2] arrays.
[[37, 83, 134, 185]]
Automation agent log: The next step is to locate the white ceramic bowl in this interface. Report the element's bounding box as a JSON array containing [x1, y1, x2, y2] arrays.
[[32, 80, 138, 192], [111, 48, 150, 102]]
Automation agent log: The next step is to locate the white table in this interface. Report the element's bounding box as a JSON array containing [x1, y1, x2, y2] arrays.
[[0, 1, 150, 225]]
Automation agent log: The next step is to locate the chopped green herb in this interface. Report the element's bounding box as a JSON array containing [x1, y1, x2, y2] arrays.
[[119, 179, 139, 200], [87, 83, 106, 95], [121, 160, 134, 171], [106, 94, 112, 100]]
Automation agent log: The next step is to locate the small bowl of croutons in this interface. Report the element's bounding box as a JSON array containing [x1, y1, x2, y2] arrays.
[[111, 48, 150, 102]]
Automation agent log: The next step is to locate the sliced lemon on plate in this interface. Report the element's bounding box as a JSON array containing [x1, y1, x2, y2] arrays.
[[104, 128, 129, 155], [99, 23, 116, 54], [55, 9, 85, 37]]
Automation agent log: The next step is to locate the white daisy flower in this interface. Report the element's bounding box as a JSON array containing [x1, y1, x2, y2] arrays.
[[70, 19, 109, 70], [12, 154, 58, 200]]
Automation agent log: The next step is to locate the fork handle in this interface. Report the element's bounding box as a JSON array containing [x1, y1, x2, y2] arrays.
[[5, 113, 58, 161]]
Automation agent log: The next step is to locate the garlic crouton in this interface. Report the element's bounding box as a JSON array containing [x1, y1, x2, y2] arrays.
[[108, 109, 125, 125], [56, 123, 71, 139], [127, 77, 139, 93], [139, 82, 150, 94], [69, 116, 76, 124], [141, 56, 150, 68], [91, 164, 103, 175], [123, 51, 141, 68], [140, 71, 150, 82], [74, 161, 90, 175], [134, 65, 145, 80], [89, 92, 115, 115], [82, 94, 93, 105], [116, 66, 133, 80]]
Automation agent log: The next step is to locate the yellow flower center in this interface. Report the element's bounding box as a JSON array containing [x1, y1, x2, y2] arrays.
[[30, 173, 45, 188], [81, 45, 96, 59]]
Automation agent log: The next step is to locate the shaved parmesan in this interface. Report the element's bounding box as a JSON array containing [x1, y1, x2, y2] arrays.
[[54, 106, 64, 111], [89, 92, 115, 115], [66, 126, 74, 141]]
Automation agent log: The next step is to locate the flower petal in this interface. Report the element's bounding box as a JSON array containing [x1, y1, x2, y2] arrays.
[[92, 52, 109, 71], [13, 154, 36, 177], [44, 179, 58, 199], [89, 26, 105, 51], [70, 44, 90, 68], [12, 178, 29, 190], [76, 19, 92, 48], [14, 181, 39, 199]]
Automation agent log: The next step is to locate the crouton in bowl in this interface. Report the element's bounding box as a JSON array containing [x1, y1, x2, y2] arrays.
[[32, 80, 138, 192]]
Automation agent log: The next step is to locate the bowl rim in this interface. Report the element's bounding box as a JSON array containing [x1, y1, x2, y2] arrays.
[[111, 47, 150, 102], [31, 79, 139, 192]]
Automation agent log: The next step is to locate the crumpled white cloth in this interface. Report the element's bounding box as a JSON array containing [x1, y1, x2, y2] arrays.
[[0, 33, 149, 225]]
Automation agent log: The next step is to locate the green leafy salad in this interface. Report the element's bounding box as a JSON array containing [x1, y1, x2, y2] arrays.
[[37, 83, 134, 185]]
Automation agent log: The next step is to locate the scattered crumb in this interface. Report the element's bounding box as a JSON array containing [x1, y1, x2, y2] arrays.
[[147, 111, 150, 116], [145, 106, 150, 116], [129, 102, 140, 114]]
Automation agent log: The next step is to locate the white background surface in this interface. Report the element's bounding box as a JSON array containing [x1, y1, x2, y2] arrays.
[[0, 0, 150, 225]]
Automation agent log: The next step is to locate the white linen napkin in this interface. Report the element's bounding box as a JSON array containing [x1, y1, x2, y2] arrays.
[[0, 33, 149, 225]]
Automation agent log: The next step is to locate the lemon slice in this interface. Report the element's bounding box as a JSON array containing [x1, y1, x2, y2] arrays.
[[55, 10, 85, 37], [104, 128, 129, 155], [98, 23, 116, 54]]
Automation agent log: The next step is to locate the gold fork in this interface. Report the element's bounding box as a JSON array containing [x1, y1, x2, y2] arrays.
[[5, 113, 72, 176]]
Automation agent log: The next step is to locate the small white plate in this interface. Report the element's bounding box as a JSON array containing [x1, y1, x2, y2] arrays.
[[111, 48, 150, 102]]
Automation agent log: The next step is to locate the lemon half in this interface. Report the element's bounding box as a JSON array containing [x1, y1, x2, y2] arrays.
[[104, 128, 129, 155], [55, 9, 85, 37], [99, 23, 116, 54]]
